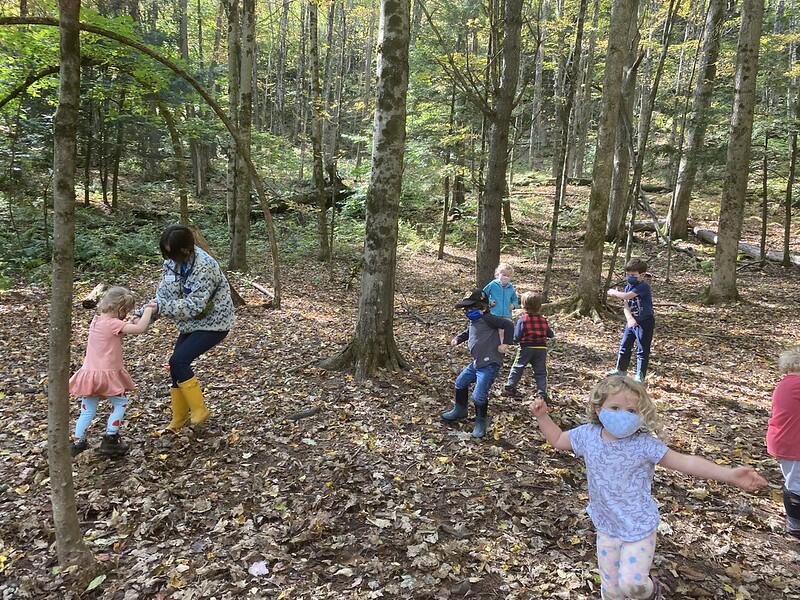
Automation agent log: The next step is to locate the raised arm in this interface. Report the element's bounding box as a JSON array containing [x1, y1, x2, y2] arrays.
[[529, 399, 573, 451], [658, 449, 768, 492], [122, 306, 154, 335]]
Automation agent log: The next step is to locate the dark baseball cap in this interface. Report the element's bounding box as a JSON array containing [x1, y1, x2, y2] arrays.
[[455, 289, 488, 308]]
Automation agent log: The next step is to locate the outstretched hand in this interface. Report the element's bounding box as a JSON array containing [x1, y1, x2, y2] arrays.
[[728, 466, 768, 492], [528, 397, 549, 418]]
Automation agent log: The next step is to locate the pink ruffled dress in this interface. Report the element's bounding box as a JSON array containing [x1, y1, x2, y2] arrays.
[[69, 314, 135, 398]]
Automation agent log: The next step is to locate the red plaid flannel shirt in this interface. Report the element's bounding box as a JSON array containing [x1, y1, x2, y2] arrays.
[[517, 313, 552, 346]]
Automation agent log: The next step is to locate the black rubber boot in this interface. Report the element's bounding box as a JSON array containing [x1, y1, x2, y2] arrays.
[[442, 388, 469, 422], [784, 487, 800, 539], [70, 439, 88, 458], [98, 434, 129, 457], [501, 386, 517, 397], [472, 403, 488, 438]]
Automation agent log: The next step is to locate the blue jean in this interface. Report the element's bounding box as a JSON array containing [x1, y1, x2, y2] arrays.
[[455, 362, 500, 406], [169, 330, 228, 386], [616, 317, 654, 378], [505, 347, 548, 396]]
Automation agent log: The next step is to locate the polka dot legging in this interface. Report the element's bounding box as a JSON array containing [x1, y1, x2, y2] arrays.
[[596, 531, 657, 600]]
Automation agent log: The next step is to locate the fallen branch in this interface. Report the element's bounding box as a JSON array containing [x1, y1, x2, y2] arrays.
[[286, 406, 322, 421], [692, 227, 800, 267], [250, 281, 274, 298], [80, 283, 107, 309]]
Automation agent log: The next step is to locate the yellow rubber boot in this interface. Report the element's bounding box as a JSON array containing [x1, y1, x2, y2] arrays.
[[178, 376, 210, 425], [166, 387, 190, 433]]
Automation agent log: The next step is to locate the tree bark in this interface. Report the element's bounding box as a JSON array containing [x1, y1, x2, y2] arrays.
[[157, 98, 190, 224], [708, 0, 764, 303], [668, 0, 724, 239], [309, 1, 330, 262], [225, 0, 240, 238], [49, 0, 95, 571], [605, 25, 640, 242], [785, 130, 797, 268], [110, 91, 125, 211], [543, 0, 588, 301], [230, 0, 253, 271], [575, 0, 638, 313], [319, 0, 410, 379], [475, 0, 523, 287], [569, 0, 599, 178]]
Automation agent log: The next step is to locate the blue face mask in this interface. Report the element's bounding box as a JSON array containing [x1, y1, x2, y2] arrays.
[[598, 408, 642, 438], [464, 308, 483, 321], [625, 275, 639, 286]]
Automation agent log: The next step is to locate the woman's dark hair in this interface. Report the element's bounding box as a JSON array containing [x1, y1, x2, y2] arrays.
[[159, 225, 195, 262]]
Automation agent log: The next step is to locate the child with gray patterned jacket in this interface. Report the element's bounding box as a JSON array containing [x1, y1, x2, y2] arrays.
[[530, 376, 767, 600], [138, 225, 235, 433]]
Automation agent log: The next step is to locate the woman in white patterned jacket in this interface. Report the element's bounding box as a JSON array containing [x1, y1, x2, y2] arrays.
[[141, 224, 235, 433]]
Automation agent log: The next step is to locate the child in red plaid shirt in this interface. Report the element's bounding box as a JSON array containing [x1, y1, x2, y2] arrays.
[[502, 292, 554, 399]]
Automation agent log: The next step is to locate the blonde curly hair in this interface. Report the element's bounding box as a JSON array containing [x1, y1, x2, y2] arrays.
[[586, 376, 662, 438], [778, 346, 800, 375], [96, 286, 136, 319]]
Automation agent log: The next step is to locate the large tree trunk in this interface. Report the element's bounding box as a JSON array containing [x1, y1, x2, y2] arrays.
[[475, 0, 523, 287], [605, 23, 640, 242], [230, 0, 253, 271], [668, 0, 724, 240], [309, 1, 330, 262], [575, 0, 638, 313], [708, 0, 764, 303], [319, 0, 410, 379], [49, 0, 95, 571]]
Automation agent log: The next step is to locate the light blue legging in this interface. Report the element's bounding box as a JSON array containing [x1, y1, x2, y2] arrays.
[[73, 396, 129, 440]]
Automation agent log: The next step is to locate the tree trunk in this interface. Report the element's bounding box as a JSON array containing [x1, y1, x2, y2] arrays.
[[274, 0, 290, 135], [225, 0, 240, 238], [760, 130, 769, 263], [319, 0, 410, 379], [476, 0, 524, 287], [605, 25, 640, 242], [354, 5, 376, 173], [575, 0, 638, 313], [708, 0, 764, 303], [309, 1, 330, 262], [668, 0, 724, 240], [570, 0, 599, 178], [543, 0, 588, 301], [528, 3, 546, 169], [785, 130, 797, 268], [110, 92, 125, 211], [157, 99, 190, 224], [50, 0, 95, 571], [230, 0, 253, 271], [83, 96, 92, 206]]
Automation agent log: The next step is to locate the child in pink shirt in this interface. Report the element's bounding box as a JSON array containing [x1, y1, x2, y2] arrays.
[[767, 346, 800, 539], [69, 287, 154, 458]]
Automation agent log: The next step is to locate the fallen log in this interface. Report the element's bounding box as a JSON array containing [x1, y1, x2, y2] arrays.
[[81, 283, 107, 309], [692, 227, 800, 267]]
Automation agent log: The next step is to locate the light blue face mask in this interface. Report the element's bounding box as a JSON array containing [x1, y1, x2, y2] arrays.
[[598, 408, 642, 438]]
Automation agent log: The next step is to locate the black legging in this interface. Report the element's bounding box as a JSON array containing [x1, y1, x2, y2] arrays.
[[169, 330, 228, 386]]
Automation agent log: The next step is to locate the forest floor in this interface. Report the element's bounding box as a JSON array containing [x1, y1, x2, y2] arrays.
[[1, 182, 799, 599]]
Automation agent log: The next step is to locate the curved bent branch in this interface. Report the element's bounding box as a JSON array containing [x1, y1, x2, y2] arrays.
[[0, 16, 282, 308], [0, 64, 60, 111]]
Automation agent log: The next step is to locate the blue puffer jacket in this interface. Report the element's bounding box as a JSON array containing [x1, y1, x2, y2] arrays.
[[482, 279, 519, 318]]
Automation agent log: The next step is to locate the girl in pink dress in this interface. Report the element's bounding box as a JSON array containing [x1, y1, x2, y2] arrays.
[[69, 287, 154, 457]]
